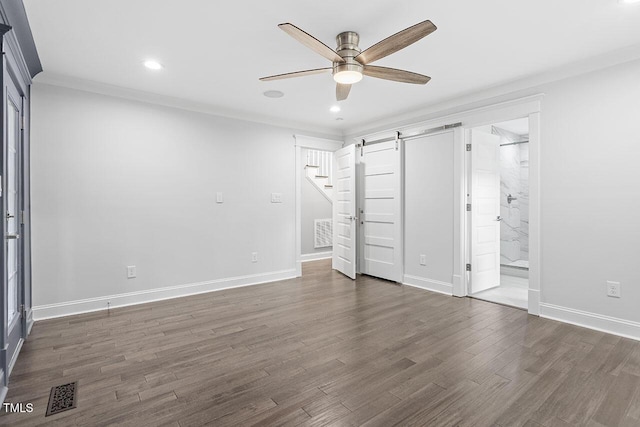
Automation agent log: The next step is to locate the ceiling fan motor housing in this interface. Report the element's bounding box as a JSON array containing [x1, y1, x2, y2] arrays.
[[334, 31, 363, 76]]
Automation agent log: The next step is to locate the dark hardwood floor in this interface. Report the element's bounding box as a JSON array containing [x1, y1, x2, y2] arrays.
[[2, 259, 640, 426]]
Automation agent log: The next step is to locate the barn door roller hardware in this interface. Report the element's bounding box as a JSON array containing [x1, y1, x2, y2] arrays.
[[361, 122, 462, 146]]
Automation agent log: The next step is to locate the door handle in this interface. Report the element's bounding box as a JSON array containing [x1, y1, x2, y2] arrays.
[[348, 215, 358, 221], [495, 216, 503, 222], [6, 234, 19, 240]]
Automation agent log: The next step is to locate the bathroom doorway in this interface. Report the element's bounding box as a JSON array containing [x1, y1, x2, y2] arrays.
[[468, 117, 530, 309]]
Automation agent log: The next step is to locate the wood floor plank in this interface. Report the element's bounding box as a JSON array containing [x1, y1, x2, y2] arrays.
[[2, 259, 639, 426], [592, 372, 640, 426], [493, 368, 568, 426], [327, 392, 401, 426]]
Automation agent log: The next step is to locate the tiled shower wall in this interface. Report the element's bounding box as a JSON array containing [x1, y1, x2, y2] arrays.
[[494, 126, 529, 265]]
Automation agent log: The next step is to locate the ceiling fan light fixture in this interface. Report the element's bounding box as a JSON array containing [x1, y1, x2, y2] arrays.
[[333, 70, 363, 85], [333, 51, 364, 85]]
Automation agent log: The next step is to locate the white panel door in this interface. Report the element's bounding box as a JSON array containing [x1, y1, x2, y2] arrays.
[[470, 129, 501, 293], [332, 145, 356, 279], [361, 140, 402, 282]]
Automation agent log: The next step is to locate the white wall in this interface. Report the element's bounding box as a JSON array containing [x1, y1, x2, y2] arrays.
[[30, 84, 302, 318], [404, 132, 455, 294], [539, 59, 640, 326], [300, 148, 332, 256]]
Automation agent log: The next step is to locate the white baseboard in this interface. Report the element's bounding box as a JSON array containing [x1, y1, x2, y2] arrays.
[[295, 261, 302, 278], [540, 303, 640, 341], [300, 251, 332, 262], [403, 275, 453, 296], [8, 340, 23, 376], [452, 274, 464, 297], [33, 269, 297, 321], [528, 289, 540, 315]]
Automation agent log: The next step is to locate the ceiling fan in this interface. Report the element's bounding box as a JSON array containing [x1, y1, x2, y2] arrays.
[[260, 20, 437, 101]]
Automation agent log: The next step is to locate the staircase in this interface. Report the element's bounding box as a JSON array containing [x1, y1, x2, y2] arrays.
[[305, 149, 333, 202]]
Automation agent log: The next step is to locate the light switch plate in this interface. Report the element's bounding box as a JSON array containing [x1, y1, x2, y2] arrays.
[[216, 192, 223, 203], [419, 254, 427, 266], [127, 265, 136, 279], [271, 193, 283, 203]]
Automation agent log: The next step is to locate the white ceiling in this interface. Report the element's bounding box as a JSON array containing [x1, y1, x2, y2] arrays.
[[24, 0, 640, 134]]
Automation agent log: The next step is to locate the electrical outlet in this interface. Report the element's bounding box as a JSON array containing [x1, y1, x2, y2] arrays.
[[607, 281, 621, 298], [271, 193, 283, 203], [251, 252, 258, 263], [419, 254, 427, 266], [127, 265, 136, 279]]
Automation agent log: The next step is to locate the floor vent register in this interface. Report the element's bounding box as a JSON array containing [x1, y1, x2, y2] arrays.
[[46, 381, 78, 416]]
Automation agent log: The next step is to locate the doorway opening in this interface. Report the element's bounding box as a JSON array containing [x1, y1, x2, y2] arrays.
[[294, 135, 342, 277], [300, 148, 334, 263], [468, 117, 530, 309]]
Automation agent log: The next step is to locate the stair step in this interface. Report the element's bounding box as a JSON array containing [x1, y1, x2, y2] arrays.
[[315, 175, 329, 179], [324, 185, 333, 188]]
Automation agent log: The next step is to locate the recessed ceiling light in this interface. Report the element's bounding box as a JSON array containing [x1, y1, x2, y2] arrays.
[[143, 60, 163, 70], [619, 0, 640, 3], [330, 105, 341, 113], [263, 90, 284, 98]]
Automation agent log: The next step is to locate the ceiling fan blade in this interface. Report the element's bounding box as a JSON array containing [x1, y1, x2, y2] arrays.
[[363, 66, 431, 84], [278, 23, 344, 63], [336, 83, 351, 101], [259, 67, 332, 81], [355, 20, 437, 65]]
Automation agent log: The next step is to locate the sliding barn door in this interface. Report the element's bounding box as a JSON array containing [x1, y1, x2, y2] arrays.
[[332, 145, 357, 279], [360, 140, 403, 283], [470, 129, 501, 293]]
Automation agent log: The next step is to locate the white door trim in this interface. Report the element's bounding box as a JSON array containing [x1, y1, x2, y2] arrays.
[[294, 135, 343, 277], [527, 111, 541, 315], [461, 105, 542, 316]]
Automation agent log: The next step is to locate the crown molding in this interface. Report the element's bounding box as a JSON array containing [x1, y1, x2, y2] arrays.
[[34, 72, 343, 138], [0, 0, 42, 80]]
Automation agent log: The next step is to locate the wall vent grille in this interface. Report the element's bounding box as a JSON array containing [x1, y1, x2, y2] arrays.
[[314, 219, 333, 248]]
